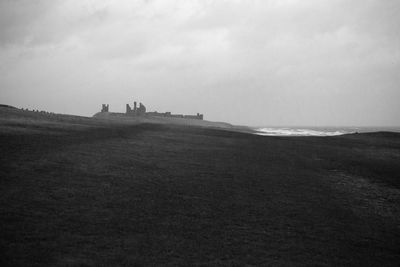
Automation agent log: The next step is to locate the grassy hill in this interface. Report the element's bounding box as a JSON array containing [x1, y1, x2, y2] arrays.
[[1, 107, 399, 266], [93, 111, 245, 131]]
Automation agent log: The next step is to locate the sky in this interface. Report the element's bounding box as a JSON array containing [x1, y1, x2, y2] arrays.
[[0, 0, 399, 126]]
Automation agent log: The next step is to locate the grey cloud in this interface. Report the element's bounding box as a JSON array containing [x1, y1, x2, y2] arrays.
[[0, 0, 399, 126], [0, 0, 112, 47], [0, 0, 57, 45]]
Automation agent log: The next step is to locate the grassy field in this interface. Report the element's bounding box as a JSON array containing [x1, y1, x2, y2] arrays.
[[1, 107, 399, 266]]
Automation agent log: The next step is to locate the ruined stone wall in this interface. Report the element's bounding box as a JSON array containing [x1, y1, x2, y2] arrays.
[[104, 100, 203, 120], [183, 114, 203, 120], [126, 104, 132, 114], [138, 103, 146, 115], [101, 104, 109, 112]]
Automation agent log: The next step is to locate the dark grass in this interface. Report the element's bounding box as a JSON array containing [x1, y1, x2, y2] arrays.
[[1, 109, 400, 266]]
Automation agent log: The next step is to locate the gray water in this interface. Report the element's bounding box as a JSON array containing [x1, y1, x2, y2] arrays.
[[253, 126, 400, 136]]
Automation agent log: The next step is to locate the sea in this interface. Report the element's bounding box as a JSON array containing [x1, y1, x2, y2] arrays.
[[253, 126, 400, 137]]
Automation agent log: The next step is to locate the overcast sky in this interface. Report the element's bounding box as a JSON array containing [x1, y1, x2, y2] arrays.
[[0, 0, 399, 126]]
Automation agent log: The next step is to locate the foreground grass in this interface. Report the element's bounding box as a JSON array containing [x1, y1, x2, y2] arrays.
[[0, 110, 400, 266]]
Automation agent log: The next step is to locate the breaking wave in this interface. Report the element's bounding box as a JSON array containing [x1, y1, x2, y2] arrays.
[[254, 127, 350, 136]]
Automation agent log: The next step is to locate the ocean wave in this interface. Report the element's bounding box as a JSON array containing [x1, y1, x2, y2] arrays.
[[254, 127, 349, 136]]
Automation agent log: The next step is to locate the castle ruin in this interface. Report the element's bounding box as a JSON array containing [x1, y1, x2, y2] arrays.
[[126, 101, 146, 116], [101, 104, 109, 112], [100, 101, 203, 120]]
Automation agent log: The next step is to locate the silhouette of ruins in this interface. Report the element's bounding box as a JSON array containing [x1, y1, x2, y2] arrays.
[[126, 101, 146, 116], [101, 104, 109, 112], [100, 101, 203, 120]]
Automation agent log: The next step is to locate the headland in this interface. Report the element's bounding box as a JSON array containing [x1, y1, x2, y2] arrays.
[[93, 101, 252, 133]]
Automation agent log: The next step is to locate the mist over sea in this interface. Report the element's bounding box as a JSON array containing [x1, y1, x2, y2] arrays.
[[253, 126, 400, 136]]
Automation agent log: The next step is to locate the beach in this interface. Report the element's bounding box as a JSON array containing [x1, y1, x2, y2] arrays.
[[1, 107, 399, 266]]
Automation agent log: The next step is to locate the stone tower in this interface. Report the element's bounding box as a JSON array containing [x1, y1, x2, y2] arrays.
[[101, 104, 109, 112]]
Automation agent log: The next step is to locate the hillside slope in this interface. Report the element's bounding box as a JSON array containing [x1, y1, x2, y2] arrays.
[[93, 111, 236, 129], [1, 107, 399, 266]]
